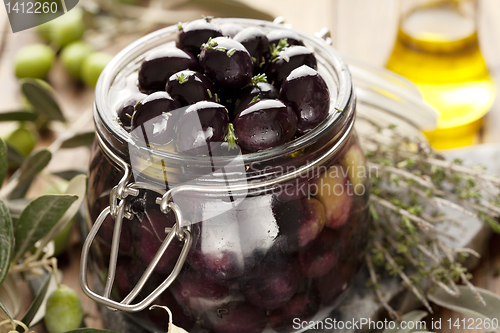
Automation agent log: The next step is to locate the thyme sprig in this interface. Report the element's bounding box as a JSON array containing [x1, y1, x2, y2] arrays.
[[224, 123, 238, 150], [251, 73, 267, 85], [176, 72, 189, 84], [270, 38, 289, 60], [250, 95, 260, 104], [359, 116, 498, 319], [202, 37, 225, 52]]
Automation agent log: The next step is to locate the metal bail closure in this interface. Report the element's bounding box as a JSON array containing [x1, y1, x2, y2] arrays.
[[80, 190, 192, 312]]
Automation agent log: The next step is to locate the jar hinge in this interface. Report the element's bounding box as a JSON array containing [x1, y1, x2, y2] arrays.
[[80, 133, 192, 312]]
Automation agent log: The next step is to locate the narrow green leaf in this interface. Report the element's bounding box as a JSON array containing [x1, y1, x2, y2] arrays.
[[60, 131, 96, 149], [0, 299, 12, 320], [16, 273, 52, 331], [23, 271, 58, 327], [0, 274, 22, 318], [52, 169, 86, 181], [0, 274, 21, 319], [12, 194, 77, 262], [0, 200, 13, 286], [428, 286, 500, 321], [6, 149, 51, 200], [20, 79, 65, 122], [0, 110, 38, 122], [8, 179, 35, 201], [0, 139, 7, 185], [64, 329, 119, 333], [6, 142, 25, 169], [383, 310, 428, 333], [37, 175, 86, 255]]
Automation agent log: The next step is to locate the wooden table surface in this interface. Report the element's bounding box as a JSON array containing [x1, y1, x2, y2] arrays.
[[1, 0, 500, 332]]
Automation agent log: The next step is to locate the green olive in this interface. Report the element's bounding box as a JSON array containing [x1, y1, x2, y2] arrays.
[[5, 126, 37, 156], [81, 52, 113, 87], [52, 218, 74, 256], [44, 180, 69, 195], [49, 8, 85, 48], [61, 41, 93, 78], [44, 285, 83, 333], [14, 44, 55, 79]]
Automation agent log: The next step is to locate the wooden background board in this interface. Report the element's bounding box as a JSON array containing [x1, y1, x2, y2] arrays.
[[1, 0, 500, 332]]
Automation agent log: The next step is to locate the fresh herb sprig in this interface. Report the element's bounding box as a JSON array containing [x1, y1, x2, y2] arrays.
[[251, 73, 267, 85], [269, 38, 289, 60], [176, 72, 189, 84], [224, 123, 238, 150], [360, 116, 500, 319], [202, 37, 225, 52]]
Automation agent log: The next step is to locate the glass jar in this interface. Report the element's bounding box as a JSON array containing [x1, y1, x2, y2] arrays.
[[82, 18, 370, 333]]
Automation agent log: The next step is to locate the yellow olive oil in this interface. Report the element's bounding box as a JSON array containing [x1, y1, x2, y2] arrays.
[[386, 2, 495, 149]]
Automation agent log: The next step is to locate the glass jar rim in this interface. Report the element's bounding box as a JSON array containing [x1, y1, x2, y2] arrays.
[[94, 18, 355, 165]]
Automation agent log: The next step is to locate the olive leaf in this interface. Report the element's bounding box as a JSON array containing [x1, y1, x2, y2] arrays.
[[24, 271, 59, 327], [0, 138, 7, 186], [0, 298, 12, 321], [428, 286, 500, 321], [0, 110, 38, 122], [0, 274, 21, 319], [53, 169, 86, 181], [60, 131, 96, 149], [12, 194, 78, 262], [20, 79, 65, 122], [35, 175, 86, 257], [16, 272, 52, 332], [64, 329, 120, 333], [382, 310, 428, 333], [5, 149, 51, 200], [0, 199, 13, 287], [6, 142, 24, 169]]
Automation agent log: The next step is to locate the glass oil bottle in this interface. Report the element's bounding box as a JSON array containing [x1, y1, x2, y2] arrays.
[[386, 0, 495, 149]]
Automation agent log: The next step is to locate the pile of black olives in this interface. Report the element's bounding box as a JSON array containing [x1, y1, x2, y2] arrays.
[[116, 18, 330, 154]]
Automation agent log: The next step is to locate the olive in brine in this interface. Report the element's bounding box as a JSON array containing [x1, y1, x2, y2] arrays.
[[166, 70, 215, 106], [199, 37, 254, 91], [280, 65, 329, 133], [266, 46, 317, 86], [131, 91, 181, 146], [233, 27, 270, 70], [138, 48, 198, 91], [176, 18, 223, 55]]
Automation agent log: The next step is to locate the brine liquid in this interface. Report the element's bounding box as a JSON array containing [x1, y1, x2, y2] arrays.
[[386, 3, 495, 149]]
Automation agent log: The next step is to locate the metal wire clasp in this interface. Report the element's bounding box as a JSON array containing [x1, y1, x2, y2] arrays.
[[80, 187, 192, 312], [80, 134, 192, 312]]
